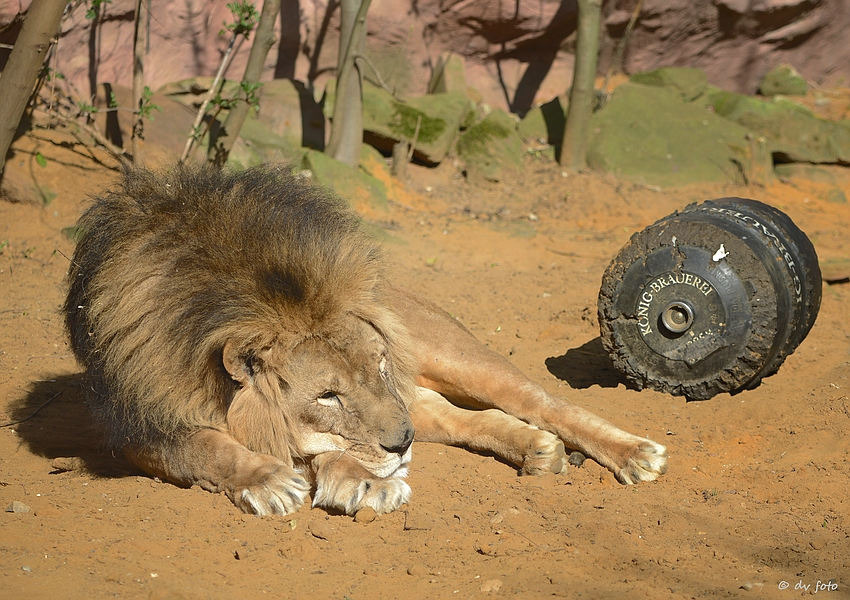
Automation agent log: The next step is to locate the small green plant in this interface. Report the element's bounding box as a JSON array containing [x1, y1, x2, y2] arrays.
[[221, 1, 258, 38], [138, 86, 162, 120], [85, 0, 112, 20], [61, 226, 85, 243]]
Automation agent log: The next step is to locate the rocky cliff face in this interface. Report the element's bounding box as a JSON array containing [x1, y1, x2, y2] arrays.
[[2, 0, 848, 113]]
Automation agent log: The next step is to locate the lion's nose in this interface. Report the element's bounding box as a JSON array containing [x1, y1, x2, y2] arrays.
[[380, 424, 414, 455]]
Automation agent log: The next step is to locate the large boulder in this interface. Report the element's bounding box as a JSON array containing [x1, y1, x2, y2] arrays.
[[629, 67, 708, 102], [517, 95, 567, 147], [586, 83, 754, 187], [456, 108, 523, 182], [702, 88, 850, 164], [323, 79, 471, 164], [301, 149, 388, 214]]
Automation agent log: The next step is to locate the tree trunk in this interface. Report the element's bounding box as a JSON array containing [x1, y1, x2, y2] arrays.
[[325, 0, 371, 168], [560, 0, 602, 171], [207, 0, 281, 168], [131, 0, 149, 164], [0, 0, 66, 179]]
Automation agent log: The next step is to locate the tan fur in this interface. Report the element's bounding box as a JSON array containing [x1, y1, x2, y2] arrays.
[[66, 164, 666, 517]]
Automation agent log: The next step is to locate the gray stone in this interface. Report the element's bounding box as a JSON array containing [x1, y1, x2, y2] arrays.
[[6, 501, 30, 513]]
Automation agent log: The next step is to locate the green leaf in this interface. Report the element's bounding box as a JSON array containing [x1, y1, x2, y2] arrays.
[[35, 152, 47, 168]]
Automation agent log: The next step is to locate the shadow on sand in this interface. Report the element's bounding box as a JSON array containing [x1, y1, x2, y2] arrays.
[[5, 373, 136, 477], [545, 336, 637, 391]]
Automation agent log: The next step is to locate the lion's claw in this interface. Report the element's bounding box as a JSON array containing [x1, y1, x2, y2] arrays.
[[615, 440, 668, 485], [232, 468, 311, 516], [313, 476, 411, 515]]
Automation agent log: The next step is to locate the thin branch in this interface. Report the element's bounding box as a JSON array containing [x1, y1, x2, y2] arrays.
[[353, 52, 397, 98], [179, 34, 241, 163], [0, 391, 63, 428], [407, 114, 422, 162], [32, 106, 128, 160]]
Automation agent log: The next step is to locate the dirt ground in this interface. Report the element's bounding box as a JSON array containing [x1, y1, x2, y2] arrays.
[[1, 129, 849, 600]]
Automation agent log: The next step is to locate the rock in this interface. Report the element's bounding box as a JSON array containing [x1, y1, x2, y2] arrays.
[[245, 79, 325, 151], [157, 78, 241, 108], [301, 149, 388, 213], [517, 96, 567, 146], [568, 451, 586, 467], [354, 507, 377, 523], [586, 83, 753, 187], [307, 519, 335, 541], [428, 52, 468, 95], [714, 0, 749, 14], [457, 108, 523, 182], [5, 501, 31, 513], [703, 88, 850, 164], [630, 68, 709, 102], [759, 64, 809, 96], [774, 163, 837, 185], [6, 0, 850, 117], [92, 82, 199, 161], [407, 564, 429, 577], [160, 78, 319, 168], [480, 579, 503, 592], [324, 79, 471, 164]]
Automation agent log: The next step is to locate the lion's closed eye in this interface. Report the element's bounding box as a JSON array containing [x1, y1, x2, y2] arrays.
[[317, 391, 342, 408]]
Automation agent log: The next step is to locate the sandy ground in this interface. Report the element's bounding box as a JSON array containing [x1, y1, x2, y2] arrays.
[[1, 130, 849, 600]]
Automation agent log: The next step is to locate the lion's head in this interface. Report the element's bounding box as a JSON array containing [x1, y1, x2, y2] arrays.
[[222, 310, 415, 479], [65, 164, 418, 480]]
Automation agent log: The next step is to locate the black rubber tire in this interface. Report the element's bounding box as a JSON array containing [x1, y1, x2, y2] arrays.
[[598, 198, 821, 400]]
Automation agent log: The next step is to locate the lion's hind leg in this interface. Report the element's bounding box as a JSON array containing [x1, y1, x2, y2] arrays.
[[311, 452, 412, 515], [409, 387, 567, 476]]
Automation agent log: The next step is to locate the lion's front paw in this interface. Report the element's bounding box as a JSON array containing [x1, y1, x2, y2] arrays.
[[615, 439, 668, 485], [521, 430, 567, 476], [313, 476, 411, 516], [229, 464, 311, 516]]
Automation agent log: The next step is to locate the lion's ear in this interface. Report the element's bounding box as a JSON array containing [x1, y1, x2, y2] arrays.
[[223, 341, 253, 386]]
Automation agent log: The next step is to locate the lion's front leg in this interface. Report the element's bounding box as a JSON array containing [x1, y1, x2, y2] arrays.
[[409, 387, 567, 475], [311, 452, 411, 515], [387, 286, 667, 484], [125, 428, 310, 516]]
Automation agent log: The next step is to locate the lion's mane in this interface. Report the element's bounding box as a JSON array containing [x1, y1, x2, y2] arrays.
[[65, 164, 417, 464]]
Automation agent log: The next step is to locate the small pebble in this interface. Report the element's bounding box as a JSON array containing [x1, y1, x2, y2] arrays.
[[480, 579, 502, 592], [407, 564, 428, 577], [308, 519, 334, 541], [354, 507, 376, 523], [568, 451, 586, 467], [5, 501, 30, 513], [21, 566, 32, 573]]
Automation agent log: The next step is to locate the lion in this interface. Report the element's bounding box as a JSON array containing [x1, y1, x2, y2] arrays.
[[65, 164, 667, 517]]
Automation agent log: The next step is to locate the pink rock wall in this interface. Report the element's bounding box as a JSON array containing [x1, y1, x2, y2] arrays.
[[2, 0, 849, 116]]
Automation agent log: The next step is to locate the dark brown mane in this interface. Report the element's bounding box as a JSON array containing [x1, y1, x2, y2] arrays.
[[65, 164, 417, 458]]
